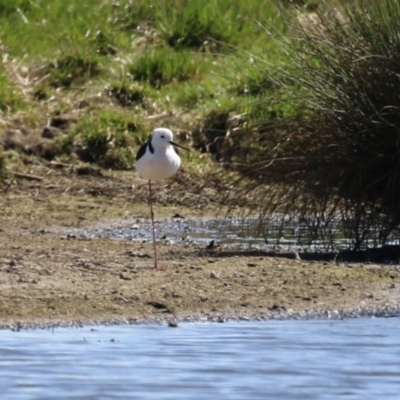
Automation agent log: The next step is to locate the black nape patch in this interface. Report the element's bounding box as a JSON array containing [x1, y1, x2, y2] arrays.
[[136, 141, 151, 161], [148, 141, 154, 154]]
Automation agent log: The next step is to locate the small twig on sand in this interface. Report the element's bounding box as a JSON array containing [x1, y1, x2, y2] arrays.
[[47, 161, 74, 169], [12, 172, 44, 181]]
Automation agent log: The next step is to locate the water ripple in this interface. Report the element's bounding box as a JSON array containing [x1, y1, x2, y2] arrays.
[[0, 318, 399, 399]]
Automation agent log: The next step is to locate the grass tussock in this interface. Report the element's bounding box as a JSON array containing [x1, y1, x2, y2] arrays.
[[206, 0, 400, 250], [107, 81, 147, 108], [0, 0, 32, 16], [0, 68, 25, 112], [58, 111, 148, 169], [128, 49, 204, 88], [121, 0, 280, 52], [157, 0, 246, 52], [44, 55, 102, 88]]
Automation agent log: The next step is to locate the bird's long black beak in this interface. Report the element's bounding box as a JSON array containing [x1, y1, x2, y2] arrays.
[[170, 140, 190, 151]]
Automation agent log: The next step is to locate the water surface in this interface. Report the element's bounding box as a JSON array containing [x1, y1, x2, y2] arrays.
[[1, 317, 399, 399], [65, 216, 400, 253]]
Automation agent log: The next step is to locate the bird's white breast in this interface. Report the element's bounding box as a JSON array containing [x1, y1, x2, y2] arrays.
[[135, 146, 181, 181]]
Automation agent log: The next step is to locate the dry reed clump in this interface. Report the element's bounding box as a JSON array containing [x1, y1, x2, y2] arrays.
[[198, 0, 400, 251]]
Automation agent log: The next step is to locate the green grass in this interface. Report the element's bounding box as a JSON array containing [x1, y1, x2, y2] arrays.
[[107, 81, 147, 108], [157, 0, 248, 51], [118, 0, 283, 51], [0, 68, 25, 112], [0, 0, 32, 17], [57, 110, 150, 169], [128, 49, 206, 88], [0, 0, 286, 175], [44, 55, 102, 88]]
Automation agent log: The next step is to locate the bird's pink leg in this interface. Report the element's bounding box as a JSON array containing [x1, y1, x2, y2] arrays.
[[148, 180, 165, 270]]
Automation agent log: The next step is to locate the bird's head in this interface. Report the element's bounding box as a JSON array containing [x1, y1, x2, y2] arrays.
[[151, 128, 174, 148], [151, 127, 189, 151]]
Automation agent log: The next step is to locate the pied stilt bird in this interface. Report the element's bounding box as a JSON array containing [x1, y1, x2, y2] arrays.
[[135, 127, 189, 270]]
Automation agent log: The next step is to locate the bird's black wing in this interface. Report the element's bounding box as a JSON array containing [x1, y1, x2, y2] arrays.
[[136, 139, 155, 161], [136, 142, 148, 161], [148, 140, 154, 154]]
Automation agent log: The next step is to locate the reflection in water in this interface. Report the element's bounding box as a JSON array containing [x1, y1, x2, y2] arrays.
[[0, 318, 399, 400]]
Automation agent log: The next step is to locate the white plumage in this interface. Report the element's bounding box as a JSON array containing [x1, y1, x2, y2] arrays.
[[135, 128, 182, 181]]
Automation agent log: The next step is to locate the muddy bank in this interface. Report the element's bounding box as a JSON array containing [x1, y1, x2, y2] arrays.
[[1, 170, 400, 328]]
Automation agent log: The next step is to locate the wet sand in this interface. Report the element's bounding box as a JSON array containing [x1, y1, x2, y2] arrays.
[[1, 169, 400, 329]]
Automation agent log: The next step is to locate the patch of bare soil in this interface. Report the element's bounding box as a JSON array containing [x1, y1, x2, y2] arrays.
[[0, 166, 400, 328]]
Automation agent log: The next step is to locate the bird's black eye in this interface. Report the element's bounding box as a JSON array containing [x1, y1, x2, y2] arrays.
[[161, 135, 165, 138]]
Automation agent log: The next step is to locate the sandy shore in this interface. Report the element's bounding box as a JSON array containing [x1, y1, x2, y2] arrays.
[[1, 169, 400, 329]]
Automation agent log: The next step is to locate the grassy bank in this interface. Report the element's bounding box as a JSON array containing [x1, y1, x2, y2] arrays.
[[2, 0, 400, 251], [0, 0, 286, 172]]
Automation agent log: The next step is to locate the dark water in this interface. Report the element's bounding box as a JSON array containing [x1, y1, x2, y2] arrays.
[[1, 318, 399, 400]]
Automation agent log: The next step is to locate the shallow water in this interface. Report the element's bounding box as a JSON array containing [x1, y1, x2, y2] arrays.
[[1, 317, 399, 399], [65, 216, 400, 253], [66, 217, 353, 251]]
